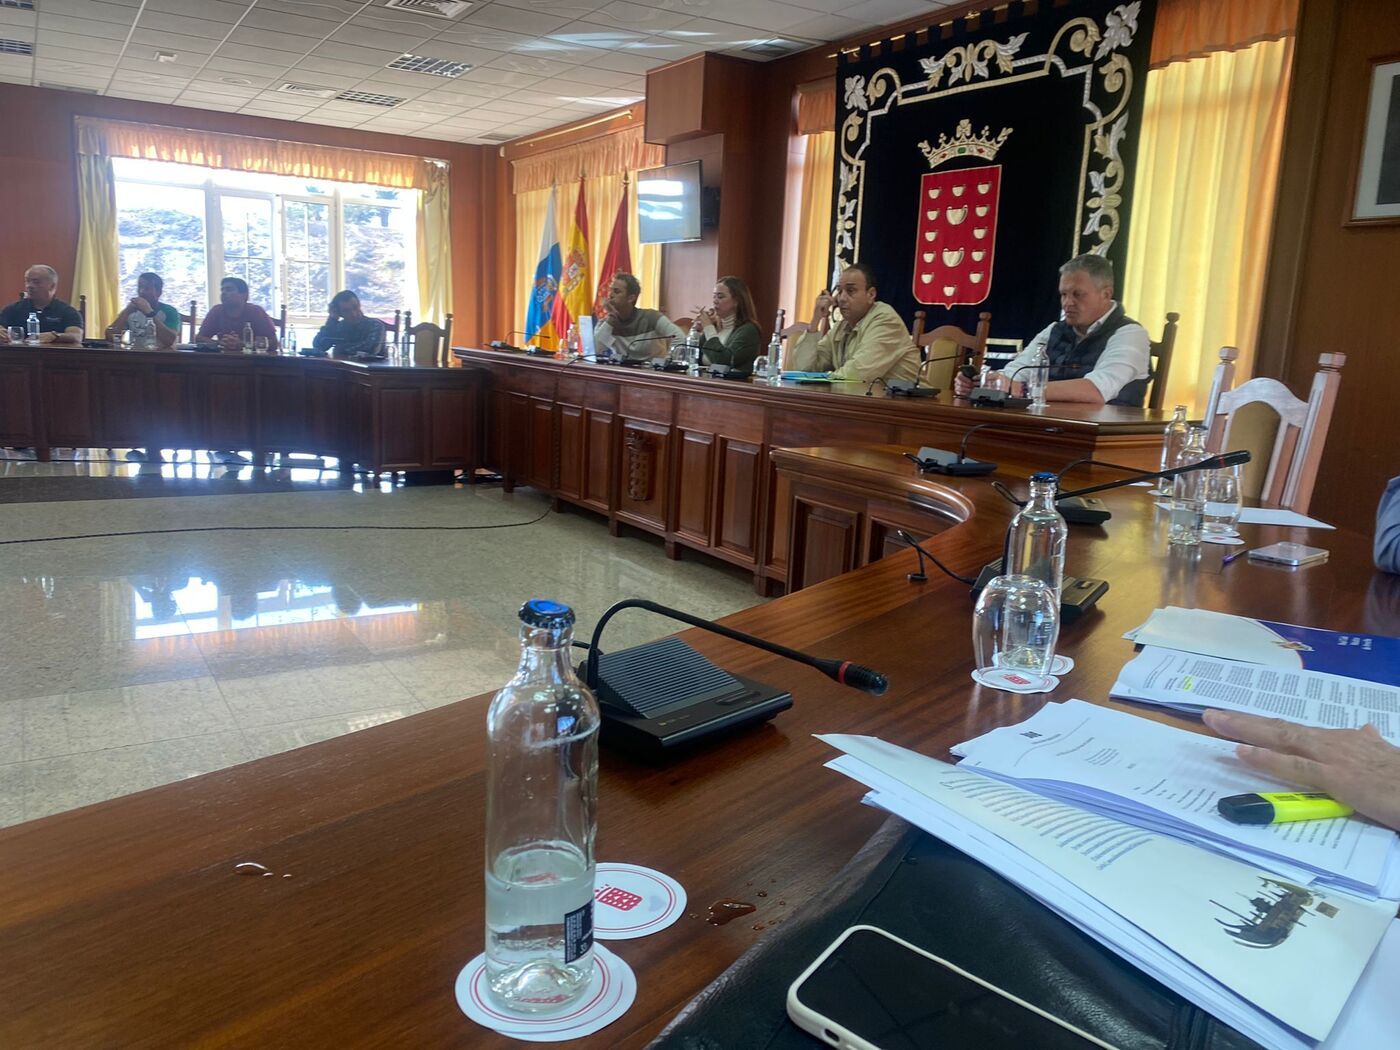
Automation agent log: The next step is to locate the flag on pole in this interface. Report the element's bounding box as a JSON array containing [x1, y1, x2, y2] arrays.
[[550, 177, 591, 338], [594, 181, 633, 318], [524, 186, 562, 349]]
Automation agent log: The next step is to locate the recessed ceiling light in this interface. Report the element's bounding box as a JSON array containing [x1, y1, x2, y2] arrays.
[[279, 82, 339, 99], [388, 53, 472, 78], [219, 76, 253, 85], [336, 89, 406, 108], [156, 50, 178, 63], [382, 0, 473, 19]]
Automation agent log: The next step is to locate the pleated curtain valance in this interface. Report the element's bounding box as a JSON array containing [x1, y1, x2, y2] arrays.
[[511, 125, 664, 194], [73, 116, 448, 189], [795, 80, 836, 135], [1150, 0, 1298, 68]]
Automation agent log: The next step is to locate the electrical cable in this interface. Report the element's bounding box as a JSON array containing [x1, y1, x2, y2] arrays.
[[895, 529, 977, 586]]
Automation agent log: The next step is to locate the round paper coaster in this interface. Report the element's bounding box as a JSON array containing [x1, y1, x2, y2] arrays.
[[1050, 654, 1075, 675], [593, 863, 686, 940], [971, 667, 1060, 694], [1201, 533, 1246, 546], [455, 943, 636, 1042]]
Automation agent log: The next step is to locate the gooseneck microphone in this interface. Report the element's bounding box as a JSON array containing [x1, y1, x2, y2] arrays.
[[577, 599, 888, 758], [1056, 450, 1250, 500], [969, 362, 1038, 407], [908, 423, 1065, 477]]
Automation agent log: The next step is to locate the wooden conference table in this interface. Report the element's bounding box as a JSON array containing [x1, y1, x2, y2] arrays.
[[2, 450, 1394, 1047], [454, 346, 1185, 594], [0, 342, 484, 474]]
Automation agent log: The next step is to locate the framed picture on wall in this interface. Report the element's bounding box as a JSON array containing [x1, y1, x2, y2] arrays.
[[1350, 55, 1400, 225]]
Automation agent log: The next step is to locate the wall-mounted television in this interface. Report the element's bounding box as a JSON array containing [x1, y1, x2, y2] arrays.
[[637, 160, 703, 244]]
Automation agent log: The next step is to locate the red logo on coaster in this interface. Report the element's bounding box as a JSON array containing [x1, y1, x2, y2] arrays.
[[1005, 673, 1031, 685], [595, 885, 643, 911]]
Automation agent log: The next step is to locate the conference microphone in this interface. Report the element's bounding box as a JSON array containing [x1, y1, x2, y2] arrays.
[[883, 353, 962, 398], [578, 598, 888, 759], [968, 363, 1039, 408], [907, 423, 1065, 477], [1056, 449, 1250, 500]]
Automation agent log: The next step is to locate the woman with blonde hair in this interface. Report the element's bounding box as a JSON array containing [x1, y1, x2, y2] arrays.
[[690, 275, 762, 373]]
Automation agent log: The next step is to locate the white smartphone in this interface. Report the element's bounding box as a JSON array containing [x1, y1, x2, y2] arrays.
[[786, 925, 1117, 1050], [1247, 541, 1330, 567]]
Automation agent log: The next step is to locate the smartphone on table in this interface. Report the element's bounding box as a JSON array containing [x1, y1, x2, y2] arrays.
[[786, 925, 1117, 1050]]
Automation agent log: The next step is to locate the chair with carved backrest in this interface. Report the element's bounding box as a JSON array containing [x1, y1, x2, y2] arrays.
[[1204, 351, 1346, 514], [910, 310, 991, 391], [378, 309, 403, 352], [1147, 311, 1181, 411], [178, 301, 199, 343], [274, 305, 289, 349], [405, 311, 454, 368]]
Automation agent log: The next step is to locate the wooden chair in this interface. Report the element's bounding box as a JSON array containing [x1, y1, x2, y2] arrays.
[[910, 310, 991, 390], [378, 310, 403, 349], [405, 311, 453, 368], [1147, 311, 1181, 411], [179, 301, 199, 342], [672, 316, 693, 331], [275, 305, 288, 348], [1201, 345, 1240, 426], [1204, 351, 1346, 513], [77, 293, 87, 335]]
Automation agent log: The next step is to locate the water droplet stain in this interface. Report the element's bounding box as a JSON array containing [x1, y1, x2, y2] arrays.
[[707, 899, 757, 926], [234, 862, 270, 876], [757, 890, 767, 898], [778, 900, 786, 907]]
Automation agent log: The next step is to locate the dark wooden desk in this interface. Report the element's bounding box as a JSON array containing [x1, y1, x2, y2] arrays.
[[1, 457, 1394, 1048], [0, 344, 483, 473], [453, 347, 1182, 593]]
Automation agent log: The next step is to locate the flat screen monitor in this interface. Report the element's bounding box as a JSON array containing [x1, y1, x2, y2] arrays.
[[637, 161, 702, 244]]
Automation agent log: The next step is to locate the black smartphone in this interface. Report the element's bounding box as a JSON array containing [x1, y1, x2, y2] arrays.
[[787, 926, 1115, 1050]]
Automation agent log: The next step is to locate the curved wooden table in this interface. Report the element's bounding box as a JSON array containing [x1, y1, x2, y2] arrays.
[[0, 452, 1394, 1047]]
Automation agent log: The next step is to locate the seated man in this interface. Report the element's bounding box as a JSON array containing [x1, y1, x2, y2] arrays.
[[196, 277, 280, 351], [313, 291, 386, 359], [107, 271, 181, 349], [954, 254, 1150, 405], [594, 272, 686, 360], [0, 264, 84, 344], [1378, 477, 1400, 575], [788, 263, 918, 384]]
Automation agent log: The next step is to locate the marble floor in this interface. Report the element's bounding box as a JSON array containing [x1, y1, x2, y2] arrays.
[[0, 451, 765, 828]]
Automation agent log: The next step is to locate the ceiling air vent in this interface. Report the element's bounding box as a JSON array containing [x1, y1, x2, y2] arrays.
[[40, 82, 98, 94], [742, 38, 809, 58], [382, 0, 472, 19], [0, 38, 35, 56], [335, 89, 406, 107], [479, 131, 514, 143], [0, 1, 37, 10], [278, 82, 339, 98], [387, 53, 472, 78]]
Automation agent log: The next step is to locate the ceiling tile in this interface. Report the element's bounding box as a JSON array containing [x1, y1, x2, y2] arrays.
[[225, 26, 323, 54], [348, 7, 449, 38], [310, 40, 406, 66], [480, 52, 576, 78], [569, 47, 663, 74], [238, 8, 347, 39], [459, 64, 543, 88], [587, 1, 693, 33], [204, 55, 302, 81], [132, 11, 246, 41], [547, 20, 648, 52], [0, 9, 37, 31], [142, 0, 254, 24], [288, 54, 383, 78], [434, 25, 531, 52], [459, 3, 573, 36], [38, 1, 140, 28], [646, 0, 821, 34], [418, 82, 513, 103], [496, 0, 611, 19], [556, 64, 645, 89], [782, 12, 866, 40], [328, 23, 434, 51]]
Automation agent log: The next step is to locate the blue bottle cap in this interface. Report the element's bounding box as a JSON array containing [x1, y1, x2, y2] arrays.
[[1030, 471, 1058, 483], [518, 599, 575, 629]]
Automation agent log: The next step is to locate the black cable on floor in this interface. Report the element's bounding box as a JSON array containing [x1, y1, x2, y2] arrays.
[[0, 506, 553, 545]]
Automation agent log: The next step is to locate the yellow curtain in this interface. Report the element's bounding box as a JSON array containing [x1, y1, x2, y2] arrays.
[[511, 124, 662, 194], [796, 82, 836, 136], [1122, 35, 1294, 411], [793, 131, 836, 319], [415, 161, 451, 327], [72, 151, 120, 336], [513, 174, 661, 341]]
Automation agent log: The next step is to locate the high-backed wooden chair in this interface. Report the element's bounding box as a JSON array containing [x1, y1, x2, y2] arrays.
[[1201, 345, 1240, 426], [910, 310, 991, 390], [405, 312, 454, 368], [378, 310, 403, 350], [275, 305, 288, 348], [77, 293, 87, 335], [179, 301, 199, 342], [1205, 351, 1346, 513], [672, 316, 693, 331], [1147, 311, 1181, 410]]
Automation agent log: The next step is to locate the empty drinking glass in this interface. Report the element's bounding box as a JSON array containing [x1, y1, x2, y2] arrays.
[[1202, 465, 1243, 535], [972, 574, 1059, 677], [7, 326, 24, 343], [253, 336, 269, 353]]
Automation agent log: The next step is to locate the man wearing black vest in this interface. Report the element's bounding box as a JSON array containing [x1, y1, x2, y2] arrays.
[[954, 254, 1150, 406]]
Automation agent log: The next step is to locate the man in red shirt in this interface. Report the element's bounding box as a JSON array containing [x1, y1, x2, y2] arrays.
[[196, 277, 280, 350]]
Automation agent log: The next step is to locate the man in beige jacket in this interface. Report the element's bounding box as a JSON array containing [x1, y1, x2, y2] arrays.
[[788, 263, 918, 384]]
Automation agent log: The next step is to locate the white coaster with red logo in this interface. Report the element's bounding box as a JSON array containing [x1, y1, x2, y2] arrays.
[[971, 667, 1061, 694], [454, 943, 636, 1042], [1050, 654, 1075, 675], [593, 862, 687, 940]]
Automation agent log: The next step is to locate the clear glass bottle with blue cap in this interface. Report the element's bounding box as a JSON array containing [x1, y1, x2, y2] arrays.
[[1007, 472, 1067, 599], [484, 599, 600, 1012]]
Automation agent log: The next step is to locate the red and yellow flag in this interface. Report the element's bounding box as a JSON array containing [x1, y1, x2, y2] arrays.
[[594, 185, 632, 319], [550, 178, 591, 337]]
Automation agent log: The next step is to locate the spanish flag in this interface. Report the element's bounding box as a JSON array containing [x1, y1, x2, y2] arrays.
[[551, 178, 591, 339]]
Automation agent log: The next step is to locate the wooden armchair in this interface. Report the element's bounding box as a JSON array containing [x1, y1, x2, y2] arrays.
[[911, 310, 991, 390], [1147, 311, 1181, 410], [1205, 351, 1346, 513], [275, 305, 288, 348], [178, 301, 199, 342], [378, 310, 403, 352], [405, 312, 454, 368]]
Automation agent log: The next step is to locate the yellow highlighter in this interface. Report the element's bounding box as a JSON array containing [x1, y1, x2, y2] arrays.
[[1218, 791, 1354, 825]]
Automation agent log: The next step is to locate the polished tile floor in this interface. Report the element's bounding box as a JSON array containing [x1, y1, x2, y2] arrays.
[[0, 450, 765, 828]]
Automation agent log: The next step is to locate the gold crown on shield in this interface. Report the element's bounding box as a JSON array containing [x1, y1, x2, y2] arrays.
[[919, 120, 1013, 170]]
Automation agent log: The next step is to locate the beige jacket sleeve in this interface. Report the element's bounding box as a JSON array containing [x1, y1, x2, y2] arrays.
[[828, 306, 915, 383], [787, 327, 835, 373]]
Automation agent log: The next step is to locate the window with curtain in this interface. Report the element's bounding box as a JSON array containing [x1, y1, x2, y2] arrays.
[[112, 157, 418, 337], [1122, 0, 1298, 411], [781, 81, 836, 324]]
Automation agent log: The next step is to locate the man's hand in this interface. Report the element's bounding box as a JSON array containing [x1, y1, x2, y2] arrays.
[[129, 296, 152, 314], [36, 331, 56, 344], [953, 370, 974, 398], [812, 290, 833, 324], [1203, 709, 1400, 832], [218, 333, 242, 351]]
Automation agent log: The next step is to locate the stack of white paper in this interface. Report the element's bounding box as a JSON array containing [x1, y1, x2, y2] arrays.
[[819, 733, 1397, 1049], [950, 700, 1400, 899], [1110, 647, 1400, 743]]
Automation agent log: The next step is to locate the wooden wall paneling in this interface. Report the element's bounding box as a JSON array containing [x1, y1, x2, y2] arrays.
[[95, 362, 149, 447], [151, 365, 199, 450], [659, 134, 723, 319], [41, 366, 94, 447], [305, 371, 344, 459], [527, 396, 556, 490], [673, 428, 716, 547], [502, 391, 532, 492], [254, 367, 307, 452], [714, 437, 762, 561], [428, 385, 478, 469], [375, 385, 427, 470], [789, 490, 861, 591], [582, 408, 615, 514], [644, 56, 708, 144], [0, 359, 39, 446], [615, 417, 672, 534], [557, 403, 586, 499]]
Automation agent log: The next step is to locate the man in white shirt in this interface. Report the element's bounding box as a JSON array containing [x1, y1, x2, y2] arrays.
[[594, 272, 686, 360], [954, 254, 1151, 406]]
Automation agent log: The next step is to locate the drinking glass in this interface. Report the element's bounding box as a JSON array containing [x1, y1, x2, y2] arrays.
[[1202, 465, 1243, 535], [253, 336, 269, 353], [7, 326, 24, 343], [972, 574, 1059, 677]]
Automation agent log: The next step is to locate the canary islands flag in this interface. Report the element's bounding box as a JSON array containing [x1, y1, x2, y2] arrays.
[[524, 187, 562, 349]]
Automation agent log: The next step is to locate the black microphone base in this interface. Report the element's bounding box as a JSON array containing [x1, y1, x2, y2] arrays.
[[912, 446, 997, 476], [971, 561, 1109, 624], [1056, 496, 1112, 525], [969, 388, 1031, 409], [885, 380, 940, 398], [589, 637, 793, 761]]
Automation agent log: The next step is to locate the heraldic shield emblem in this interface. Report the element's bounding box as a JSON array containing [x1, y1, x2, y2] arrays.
[[912, 120, 1012, 309]]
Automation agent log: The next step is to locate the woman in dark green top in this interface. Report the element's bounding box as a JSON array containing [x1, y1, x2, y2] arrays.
[[690, 275, 762, 373]]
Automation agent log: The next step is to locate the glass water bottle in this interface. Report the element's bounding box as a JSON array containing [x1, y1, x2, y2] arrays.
[[484, 600, 600, 1013], [1169, 425, 1212, 546], [1006, 472, 1067, 600], [1152, 405, 1190, 495]]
